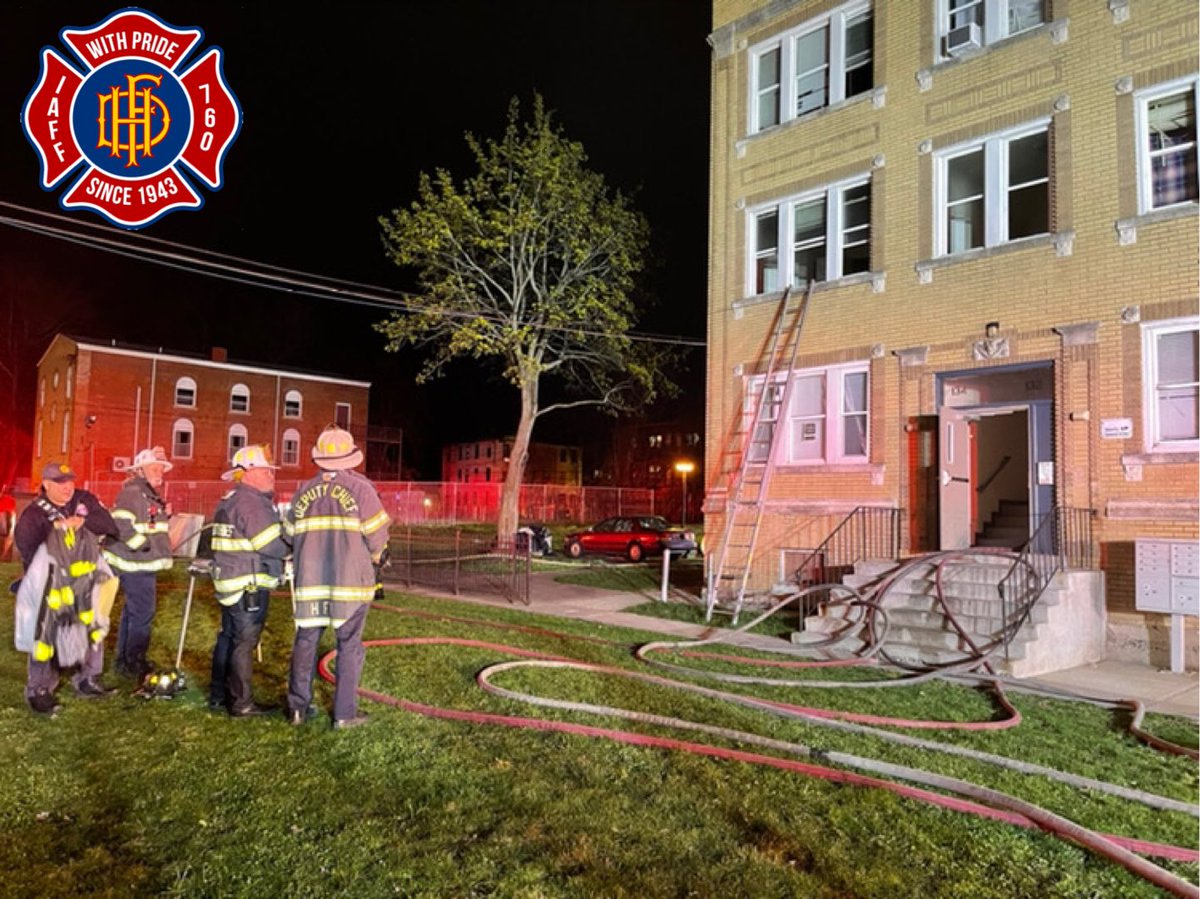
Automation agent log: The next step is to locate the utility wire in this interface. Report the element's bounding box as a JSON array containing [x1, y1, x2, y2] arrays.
[[0, 200, 707, 348]]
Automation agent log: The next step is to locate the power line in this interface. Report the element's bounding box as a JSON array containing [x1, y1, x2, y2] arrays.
[[0, 200, 707, 349]]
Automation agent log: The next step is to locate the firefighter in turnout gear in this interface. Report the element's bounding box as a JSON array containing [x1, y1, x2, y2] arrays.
[[13, 462, 120, 715], [105, 447, 175, 680], [285, 426, 390, 729], [208, 445, 291, 717]]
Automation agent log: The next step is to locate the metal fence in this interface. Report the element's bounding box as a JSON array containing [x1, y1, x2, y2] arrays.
[[89, 478, 668, 525], [386, 529, 531, 604]]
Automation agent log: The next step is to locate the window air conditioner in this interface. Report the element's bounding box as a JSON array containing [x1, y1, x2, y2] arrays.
[[945, 22, 982, 56]]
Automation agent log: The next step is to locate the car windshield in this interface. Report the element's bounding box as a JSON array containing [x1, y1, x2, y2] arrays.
[[635, 516, 671, 531]]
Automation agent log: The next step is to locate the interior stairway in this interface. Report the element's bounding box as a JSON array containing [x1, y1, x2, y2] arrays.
[[974, 499, 1029, 549], [796, 555, 1103, 677]]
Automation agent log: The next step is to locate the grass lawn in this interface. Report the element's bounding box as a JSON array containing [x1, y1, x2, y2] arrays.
[[1, 561, 1196, 897]]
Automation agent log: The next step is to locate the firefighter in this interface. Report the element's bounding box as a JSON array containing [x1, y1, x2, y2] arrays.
[[13, 462, 120, 714], [104, 446, 175, 680], [286, 426, 391, 729], [208, 445, 290, 717]]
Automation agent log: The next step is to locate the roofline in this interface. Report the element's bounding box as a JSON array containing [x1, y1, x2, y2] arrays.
[[45, 335, 371, 389]]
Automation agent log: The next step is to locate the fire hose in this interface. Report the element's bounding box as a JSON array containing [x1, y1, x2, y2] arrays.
[[316, 602, 1199, 897]]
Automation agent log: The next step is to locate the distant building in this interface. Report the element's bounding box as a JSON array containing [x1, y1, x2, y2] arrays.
[[442, 438, 582, 486], [609, 419, 703, 490], [33, 335, 376, 486]]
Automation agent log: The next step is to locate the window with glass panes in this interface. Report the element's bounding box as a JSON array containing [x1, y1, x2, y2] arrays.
[[749, 4, 873, 133], [747, 363, 870, 464], [940, 0, 1044, 55], [1143, 318, 1199, 451], [748, 179, 871, 295], [1137, 79, 1198, 213], [938, 123, 1049, 255]]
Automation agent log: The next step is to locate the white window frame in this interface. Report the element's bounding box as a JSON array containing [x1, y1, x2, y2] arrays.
[[227, 423, 248, 463], [1134, 77, 1199, 215], [284, 389, 303, 418], [335, 402, 352, 429], [746, 176, 872, 296], [230, 383, 251, 414], [281, 428, 301, 466], [172, 418, 194, 460], [745, 361, 870, 465], [937, 0, 1045, 59], [748, 2, 873, 134], [1141, 317, 1200, 453], [934, 120, 1050, 256], [174, 376, 197, 408]]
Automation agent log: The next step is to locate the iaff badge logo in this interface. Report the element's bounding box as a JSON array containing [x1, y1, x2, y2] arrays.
[[21, 8, 241, 229]]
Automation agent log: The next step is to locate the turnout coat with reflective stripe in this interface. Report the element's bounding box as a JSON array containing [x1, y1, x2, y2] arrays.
[[103, 476, 174, 573], [210, 483, 290, 606], [286, 469, 390, 629]]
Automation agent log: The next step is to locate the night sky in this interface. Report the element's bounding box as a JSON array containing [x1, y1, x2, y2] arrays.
[[0, 1, 712, 477]]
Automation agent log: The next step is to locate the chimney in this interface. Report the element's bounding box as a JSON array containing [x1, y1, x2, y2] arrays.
[[211, 347, 228, 363]]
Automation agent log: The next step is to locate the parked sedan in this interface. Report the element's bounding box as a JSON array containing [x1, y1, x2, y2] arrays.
[[564, 516, 697, 562]]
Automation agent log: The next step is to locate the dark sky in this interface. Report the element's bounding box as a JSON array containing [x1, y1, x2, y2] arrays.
[[0, 1, 712, 477]]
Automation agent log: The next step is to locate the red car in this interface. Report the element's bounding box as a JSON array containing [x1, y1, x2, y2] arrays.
[[564, 516, 697, 562]]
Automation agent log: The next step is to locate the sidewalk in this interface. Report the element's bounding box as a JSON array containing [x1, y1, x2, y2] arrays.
[[391, 569, 1200, 721]]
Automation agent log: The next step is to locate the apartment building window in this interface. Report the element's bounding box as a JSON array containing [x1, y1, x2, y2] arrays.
[[936, 122, 1049, 255], [939, 0, 1044, 58], [228, 424, 248, 463], [284, 389, 303, 418], [749, 3, 873, 133], [335, 402, 351, 429], [1142, 318, 1199, 452], [282, 429, 301, 466], [175, 376, 196, 408], [39, 377, 45, 408], [230, 383, 250, 413], [1136, 78, 1198, 214], [172, 419, 194, 460], [749, 178, 871, 294], [747, 363, 869, 464]]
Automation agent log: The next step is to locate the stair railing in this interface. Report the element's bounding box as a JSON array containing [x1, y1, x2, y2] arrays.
[[998, 505, 1096, 657], [791, 505, 903, 629]]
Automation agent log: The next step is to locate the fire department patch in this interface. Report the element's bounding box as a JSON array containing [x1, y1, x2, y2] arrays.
[[21, 8, 241, 229]]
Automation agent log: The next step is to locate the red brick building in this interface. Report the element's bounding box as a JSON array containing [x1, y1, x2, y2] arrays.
[[441, 438, 582, 486], [34, 335, 371, 488]]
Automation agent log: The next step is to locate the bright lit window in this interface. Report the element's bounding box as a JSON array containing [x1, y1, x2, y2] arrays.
[[172, 419, 194, 459], [175, 376, 197, 408], [939, 0, 1044, 58], [746, 362, 869, 464], [749, 3, 873, 133], [748, 178, 871, 294], [1142, 318, 1199, 452], [230, 383, 250, 413], [935, 122, 1049, 255], [1135, 78, 1199, 214]]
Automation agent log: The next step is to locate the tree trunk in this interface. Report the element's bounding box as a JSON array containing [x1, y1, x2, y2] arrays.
[[497, 374, 538, 540]]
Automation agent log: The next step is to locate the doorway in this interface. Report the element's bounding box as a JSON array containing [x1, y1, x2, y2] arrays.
[[936, 364, 1054, 551]]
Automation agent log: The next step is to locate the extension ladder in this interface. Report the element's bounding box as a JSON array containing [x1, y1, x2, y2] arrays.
[[706, 282, 815, 624]]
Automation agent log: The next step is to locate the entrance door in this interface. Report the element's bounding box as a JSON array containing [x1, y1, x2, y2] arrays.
[[938, 407, 973, 549]]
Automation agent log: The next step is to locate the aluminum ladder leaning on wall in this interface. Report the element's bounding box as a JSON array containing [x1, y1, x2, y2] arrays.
[[706, 281, 815, 624]]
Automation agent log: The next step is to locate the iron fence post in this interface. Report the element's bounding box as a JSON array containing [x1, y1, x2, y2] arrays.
[[454, 528, 461, 596]]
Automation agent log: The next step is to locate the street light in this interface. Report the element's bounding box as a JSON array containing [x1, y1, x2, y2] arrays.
[[674, 460, 695, 527]]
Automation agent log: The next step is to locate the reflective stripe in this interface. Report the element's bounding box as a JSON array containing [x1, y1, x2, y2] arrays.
[[361, 510, 391, 535], [282, 519, 295, 537], [293, 585, 375, 603], [79, 609, 94, 625], [212, 536, 255, 552], [249, 523, 283, 550], [127, 534, 148, 550], [68, 560, 97, 577], [292, 516, 364, 534], [213, 573, 281, 596], [133, 522, 169, 535], [113, 509, 137, 521], [33, 641, 54, 662], [102, 551, 173, 573], [294, 616, 351, 629]]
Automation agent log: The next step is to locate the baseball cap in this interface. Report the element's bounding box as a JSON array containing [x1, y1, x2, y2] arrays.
[[41, 462, 77, 483]]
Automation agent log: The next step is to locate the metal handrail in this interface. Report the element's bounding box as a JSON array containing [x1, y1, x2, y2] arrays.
[[791, 505, 903, 628], [998, 506, 1096, 656]]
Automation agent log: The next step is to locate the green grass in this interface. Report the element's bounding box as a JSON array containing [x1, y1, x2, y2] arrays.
[[0, 561, 1196, 897]]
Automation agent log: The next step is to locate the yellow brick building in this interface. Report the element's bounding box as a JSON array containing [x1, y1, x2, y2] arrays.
[[704, 0, 1198, 664]]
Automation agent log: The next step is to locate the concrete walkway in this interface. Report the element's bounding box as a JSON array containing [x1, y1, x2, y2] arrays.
[[390, 569, 1200, 721]]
